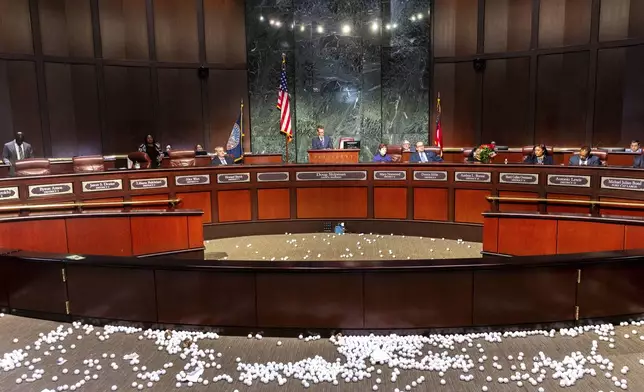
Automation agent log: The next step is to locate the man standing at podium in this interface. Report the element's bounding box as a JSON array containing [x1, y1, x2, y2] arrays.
[[311, 126, 333, 149]]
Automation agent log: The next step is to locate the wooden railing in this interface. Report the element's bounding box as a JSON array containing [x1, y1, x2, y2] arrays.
[[0, 199, 182, 212], [486, 196, 644, 209]]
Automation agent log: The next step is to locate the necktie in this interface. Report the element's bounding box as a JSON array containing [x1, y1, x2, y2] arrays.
[[421, 152, 427, 163], [17, 144, 23, 161], [221, 158, 226, 165]]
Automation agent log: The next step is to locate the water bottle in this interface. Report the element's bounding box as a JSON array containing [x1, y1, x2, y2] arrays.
[[504, 158, 508, 164]]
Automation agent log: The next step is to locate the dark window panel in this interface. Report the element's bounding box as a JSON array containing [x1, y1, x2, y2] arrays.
[[0, 0, 33, 54], [153, 0, 199, 62], [535, 52, 589, 146], [204, 0, 247, 67], [157, 68, 203, 149], [39, 0, 94, 57], [484, 0, 532, 53], [99, 0, 149, 60], [433, 62, 477, 147], [538, 0, 591, 48], [599, 0, 644, 42], [433, 0, 478, 57]]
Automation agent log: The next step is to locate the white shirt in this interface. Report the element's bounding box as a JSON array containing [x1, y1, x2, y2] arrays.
[[219, 157, 227, 165], [14, 141, 24, 161], [579, 158, 588, 166], [420, 152, 428, 162]]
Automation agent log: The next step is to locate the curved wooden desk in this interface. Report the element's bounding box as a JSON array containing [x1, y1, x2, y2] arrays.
[[1, 248, 643, 330], [1, 163, 644, 243]]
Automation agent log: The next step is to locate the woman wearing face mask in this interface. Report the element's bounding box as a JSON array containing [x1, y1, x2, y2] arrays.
[[373, 143, 392, 163]]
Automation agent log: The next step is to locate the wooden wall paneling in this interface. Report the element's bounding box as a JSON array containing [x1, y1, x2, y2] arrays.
[[0, 219, 68, 253], [217, 189, 251, 222], [535, 52, 589, 146], [497, 217, 557, 255], [9, 261, 68, 314], [593, 46, 644, 146], [82, 196, 124, 210], [624, 225, 644, 250], [473, 267, 577, 325], [296, 187, 368, 219], [482, 217, 498, 253], [208, 70, 250, 153], [130, 216, 190, 255], [454, 189, 490, 224], [176, 191, 212, 223], [413, 188, 448, 221], [39, 0, 94, 57], [578, 263, 644, 319], [65, 217, 133, 256], [187, 214, 203, 248], [433, 0, 478, 57], [45, 63, 102, 157], [0, 60, 43, 156], [131, 194, 172, 210], [557, 220, 625, 254], [433, 63, 477, 147], [481, 58, 531, 146], [599, 0, 644, 41], [364, 271, 473, 328], [546, 193, 591, 214], [373, 187, 407, 219], [157, 68, 204, 150], [66, 264, 156, 321], [153, 0, 199, 62], [257, 188, 290, 220], [498, 191, 539, 212], [0, 0, 34, 54], [599, 197, 644, 218], [156, 270, 256, 326], [538, 0, 591, 48], [0, 256, 7, 308], [103, 66, 154, 154], [203, 0, 246, 67], [256, 272, 364, 328], [483, 0, 532, 53], [98, 0, 149, 60]]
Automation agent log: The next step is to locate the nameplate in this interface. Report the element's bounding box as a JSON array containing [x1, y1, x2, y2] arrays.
[[82, 179, 123, 192], [455, 172, 491, 183], [28, 183, 73, 197], [601, 177, 644, 192], [130, 178, 168, 189], [499, 173, 539, 185], [547, 174, 590, 188], [176, 175, 210, 186], [374, 171, 406, 181], [217, 173, 250, 183], [413, 171, 447, 181], [257, 172, 290, 182], [296, 171, 367, 181], [0, 187, 19, 200]]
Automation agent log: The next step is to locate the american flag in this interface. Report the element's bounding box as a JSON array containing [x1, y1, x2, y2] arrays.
[[277, 55, 293, 141], [435, 92, 443, 152]]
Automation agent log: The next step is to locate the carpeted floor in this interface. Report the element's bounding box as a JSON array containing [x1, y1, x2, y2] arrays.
[[204, 233, 482, 261], [2, 315, 644, 391]]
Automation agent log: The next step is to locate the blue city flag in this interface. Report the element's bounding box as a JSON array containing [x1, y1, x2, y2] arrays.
[[226, 114, 244, 162]]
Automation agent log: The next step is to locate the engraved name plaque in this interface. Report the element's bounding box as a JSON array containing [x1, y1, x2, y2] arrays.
[[413, 171, 448, 181], [499, 173, 539, 185], [296, 171, 367, 181], [82, 179, 123, 192], [257, 172, 290, 182], [455, 172, 492, 183], [217, 173, 251, 183], [130, 178, 168, 189], [547, 174, 591, 188], [374, 171, 406, 180], [29, 183, 74, 197], [601, 177, 644, 192], [0, 187, 19, 200], [176, 175, 210, 186]]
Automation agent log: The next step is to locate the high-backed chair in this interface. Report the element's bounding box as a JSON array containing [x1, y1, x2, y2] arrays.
[[14, 159, 51, 176], [73, 155, 105, 173], [167, 150, 196, 167], [127, 152, 151, 169], [388, 145, 403, 163], [463, 149, 474, 163], [521, 146, 554, 162]]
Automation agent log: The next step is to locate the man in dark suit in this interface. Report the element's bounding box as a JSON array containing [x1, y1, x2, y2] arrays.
[[634, 155, 644, 168], [211, 146, 234, 166], [568, 146, 602, 166], [311, 126, 333, 149], [2, 131, 33, 166], [409, 142, 443, 163]]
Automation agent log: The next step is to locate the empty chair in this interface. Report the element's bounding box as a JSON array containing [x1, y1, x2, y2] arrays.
[[387, 145, 403, 163], [14, 158, 51, 176], [166, 150, 196, 167], [73, 155, 105, 173]]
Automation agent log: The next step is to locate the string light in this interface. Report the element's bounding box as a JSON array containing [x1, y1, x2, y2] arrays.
[[370, 21, 379, 32], [300, 24, 305, 32], [259, 15, 264, 22], [269, 19, 275, 25], [316, 25, 324, 33], [341, 24, 351, 34], [385, 23, 391, 30]]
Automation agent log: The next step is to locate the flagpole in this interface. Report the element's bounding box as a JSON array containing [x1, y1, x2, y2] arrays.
[[240, 99, 244, 161], [282, 53, 289, 163]]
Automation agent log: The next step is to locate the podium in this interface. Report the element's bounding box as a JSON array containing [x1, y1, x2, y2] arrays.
[[308, 149, 360, 164]]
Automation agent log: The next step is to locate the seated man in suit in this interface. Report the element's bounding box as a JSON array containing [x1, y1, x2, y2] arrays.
[[409, 142, 443, 163], [311, 125, 333, 149], [634, 154, 644, 168], [568, 146, 602, 166], [2, 131, 33, 166], [211, 146, 234, 166], [627, 140, 642, 153]]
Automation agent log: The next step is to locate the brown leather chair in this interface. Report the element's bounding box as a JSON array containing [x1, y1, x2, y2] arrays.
[[387, 145, 403, 163], [127, 152, 151, 169], [14, 159, 51, 176], [521, 146, 554, 162], [167, 150, 196, 167], [463, 149, 474, 163], [427, 147, 441, 157], [73, 155, 105, 173]]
